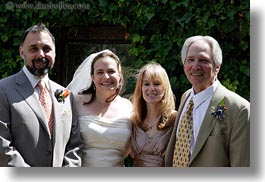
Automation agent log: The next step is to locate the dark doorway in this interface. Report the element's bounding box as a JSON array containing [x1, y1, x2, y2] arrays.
[[52, 25, 135, 97]]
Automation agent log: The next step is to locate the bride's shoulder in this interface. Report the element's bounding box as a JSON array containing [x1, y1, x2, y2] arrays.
[[74, 93, 92, 105], [116, 96, 133, 109]]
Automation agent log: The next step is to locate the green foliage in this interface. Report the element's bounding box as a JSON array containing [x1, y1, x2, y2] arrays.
[[0, 0, 250, 104]]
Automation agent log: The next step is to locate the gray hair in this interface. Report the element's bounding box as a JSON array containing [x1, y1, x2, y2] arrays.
[[180, 35, 222, 66]]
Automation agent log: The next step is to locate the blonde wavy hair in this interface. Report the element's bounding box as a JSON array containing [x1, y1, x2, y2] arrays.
[[130, 62, 176, 130]]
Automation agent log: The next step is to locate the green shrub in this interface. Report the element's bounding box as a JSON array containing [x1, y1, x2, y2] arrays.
[[0, 0, 249, 104]]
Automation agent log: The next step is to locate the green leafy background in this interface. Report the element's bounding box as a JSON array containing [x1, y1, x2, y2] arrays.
[[0, 0, 250, 103]]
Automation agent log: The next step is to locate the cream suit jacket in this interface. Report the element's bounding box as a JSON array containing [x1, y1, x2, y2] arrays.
[[0, 70, 83, 167], [165, 84, 250, 167]]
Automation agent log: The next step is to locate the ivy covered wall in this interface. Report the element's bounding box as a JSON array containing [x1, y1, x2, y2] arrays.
[[0, 0, 250, 102]]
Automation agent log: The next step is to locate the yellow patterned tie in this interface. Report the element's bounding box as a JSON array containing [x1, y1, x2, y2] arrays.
[[173, 99, 194, 167], [37, 80, 54, 137]]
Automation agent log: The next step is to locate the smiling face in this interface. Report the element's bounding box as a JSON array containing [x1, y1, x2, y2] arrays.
[[91, 56, 121, 93], [142, 74, 165, 104], [184, 40, 220, 93], [19, 31, 55, 77]]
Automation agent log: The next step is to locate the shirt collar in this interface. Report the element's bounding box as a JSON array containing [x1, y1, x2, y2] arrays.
[[22, 66, 50, 90], [190, 80, 220, 108]]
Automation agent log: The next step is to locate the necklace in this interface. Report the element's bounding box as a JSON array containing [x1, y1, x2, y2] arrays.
[[146, 123, 156, 130], [145, 116, 160, 130]]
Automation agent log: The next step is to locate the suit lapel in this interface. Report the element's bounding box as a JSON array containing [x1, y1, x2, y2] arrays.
[[175, 91, 192, 134], [49, 81, 63, 140], [166, 90, 191, 165], [189, 84, 226, 165], [15, 71, 49, 134]]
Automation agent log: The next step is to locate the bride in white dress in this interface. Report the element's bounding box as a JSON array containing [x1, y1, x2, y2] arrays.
[[67, 50, 132, 167]]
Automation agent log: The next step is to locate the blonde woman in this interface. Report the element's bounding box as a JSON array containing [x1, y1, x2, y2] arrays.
[[130, 62, 177, 167]]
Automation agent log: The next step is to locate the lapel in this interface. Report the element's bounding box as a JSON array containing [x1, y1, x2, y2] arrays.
[[49, 81, 64, 139], [189, 84, 226, 165], [174, 90, 192, 134], [15, 71, 49, 134], [167, 90, 191, 164]]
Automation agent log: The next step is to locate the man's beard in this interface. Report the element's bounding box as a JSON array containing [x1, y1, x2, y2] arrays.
[[26, 58, 52, 77]]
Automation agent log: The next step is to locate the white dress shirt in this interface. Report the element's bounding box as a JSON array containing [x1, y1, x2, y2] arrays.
[[176, 80, 220, 155]]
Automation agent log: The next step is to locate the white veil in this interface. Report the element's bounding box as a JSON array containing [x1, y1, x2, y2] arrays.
[[67, 49, 113, 95]]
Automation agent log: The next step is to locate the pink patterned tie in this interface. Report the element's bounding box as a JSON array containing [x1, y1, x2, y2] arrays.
[[173, 99, 194, 167], [37, 80, 54, 137]]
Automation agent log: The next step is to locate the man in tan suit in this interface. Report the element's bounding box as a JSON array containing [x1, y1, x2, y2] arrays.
[[0, 23, 83, 167], [165, 35, 250, 167]]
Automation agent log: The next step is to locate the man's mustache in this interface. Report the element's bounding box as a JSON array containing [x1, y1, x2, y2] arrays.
[[32, 58, 48, 64]]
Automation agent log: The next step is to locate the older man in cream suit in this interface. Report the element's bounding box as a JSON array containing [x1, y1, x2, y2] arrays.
[[0, 23, 82, 167], [165, 35, 250, 167]]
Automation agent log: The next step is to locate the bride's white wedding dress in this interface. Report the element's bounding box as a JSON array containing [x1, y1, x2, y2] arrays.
[[79, 115, 132, 167]]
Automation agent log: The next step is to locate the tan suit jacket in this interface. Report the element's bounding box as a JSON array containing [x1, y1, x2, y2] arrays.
[[165, 84, 250, 167], [0, 70, 83, 167]]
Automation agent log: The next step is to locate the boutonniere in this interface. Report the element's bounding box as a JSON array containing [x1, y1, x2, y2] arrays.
[[211, 99, 227, 121], [54, 89, 71, 103]]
